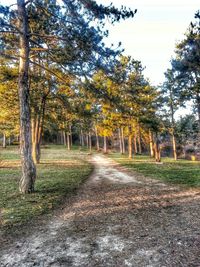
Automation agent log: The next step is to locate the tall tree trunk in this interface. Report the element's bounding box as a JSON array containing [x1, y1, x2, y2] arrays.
[[18, 0, 36, 193], [137, 126, 142, 154], [138, 136, 142, 154], [69, 124, 72, 147], [95, 126, 100, 151], [67, 133, 71, 150], [63, 131, 66, 146], [121, 127, 125, 154], [80, 130, 84, 147], [172, 131, 177, 161], [86, 134, 89, 148], [89, 132, 92, 152], [154, 133, 161, 162], [103, 136, 107, 153], [128, 127, 132, 159], [169, 94, 177, 161], [149, 129, 154, 157], [195, 86, 200, 130], [32, 104, 44, 164], [134, 134, 138, 154], [2, 134, 6, 148], [118, 128, 123, 154]]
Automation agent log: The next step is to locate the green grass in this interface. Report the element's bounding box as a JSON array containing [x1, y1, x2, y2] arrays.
[[0, 146, 93, 230], [109, 153, 200, 187]]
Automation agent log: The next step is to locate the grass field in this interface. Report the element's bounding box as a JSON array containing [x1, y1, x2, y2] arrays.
[[109, 153, 200, 187], [0, 146, 93, 230]]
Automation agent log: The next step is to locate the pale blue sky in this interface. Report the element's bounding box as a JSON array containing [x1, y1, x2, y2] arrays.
[[2, 0, 199, 86], [97, 0, 199, 85]]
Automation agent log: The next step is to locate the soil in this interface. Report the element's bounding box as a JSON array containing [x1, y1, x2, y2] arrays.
[[0, 155, 200, 267]]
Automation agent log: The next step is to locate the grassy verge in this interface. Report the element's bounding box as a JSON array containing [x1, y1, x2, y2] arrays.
[[0, 146, 92, 230], [109, 153, 200, 187]]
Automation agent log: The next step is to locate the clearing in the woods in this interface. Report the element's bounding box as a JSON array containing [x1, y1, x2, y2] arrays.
[[0, 147, 200, 267]]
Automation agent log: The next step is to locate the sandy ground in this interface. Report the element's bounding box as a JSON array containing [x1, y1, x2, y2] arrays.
[[0, 155, 200, 267]]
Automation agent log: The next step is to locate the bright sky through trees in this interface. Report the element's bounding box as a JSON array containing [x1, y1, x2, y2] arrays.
[[97, 0, 199, 85], [2, 0, 199, 85]]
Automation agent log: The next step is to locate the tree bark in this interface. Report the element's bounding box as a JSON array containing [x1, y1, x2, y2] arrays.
[[128, 127, 132, 159], [80, 130, 84, 146], [86, 134, 89, 148], [18, 0, 36, 193], [95, 126, 100, 151], [2, 134, 6, 148], [63, 131, 66, 146], [31, 97, 46, 164], [172, 130, 177, 161], [149, 129, 154, 157], [137, 126, 142, 154], [67, 133, 71, 150], [89, 132, 92, 152], [103, 136, 107, 153], [134, 134, 138, 154], [121, 127, 125, 154], [154, 134, 161, 162], [69, 124, 72, 147], [118, 128, 123, 154]]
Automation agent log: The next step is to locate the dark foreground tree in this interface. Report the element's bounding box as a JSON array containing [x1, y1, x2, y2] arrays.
[[17, 0, 36, 193]]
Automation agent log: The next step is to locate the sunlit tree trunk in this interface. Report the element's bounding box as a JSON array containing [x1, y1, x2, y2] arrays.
[[95, 126, 100, 151], [172, 131, 177, 161], [18, 0, 36, 193], [134, 134, 138, 154], [103, 136, 107, 153], [121, 127, 125, 154], [118, 128, 123, 154], [149, 129, 154, 157], [31, 93, 46, 164], [67, 133, 71, 150], [128, 127, 132, 159], [69, 124, 72, 147], [138, 135, 142, 154], [154, 133, 161, 162], [2, 134, 6, 148]]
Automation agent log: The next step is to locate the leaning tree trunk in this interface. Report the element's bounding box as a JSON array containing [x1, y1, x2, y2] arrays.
[[18, 0, 36, 193]]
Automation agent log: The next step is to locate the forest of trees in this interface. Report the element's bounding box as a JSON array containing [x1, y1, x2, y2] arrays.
[[0, 1, 200, 194]]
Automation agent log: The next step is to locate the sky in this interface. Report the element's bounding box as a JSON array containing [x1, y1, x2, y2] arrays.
[[96, 0, 199, 86], [1, 0, 199, 86]]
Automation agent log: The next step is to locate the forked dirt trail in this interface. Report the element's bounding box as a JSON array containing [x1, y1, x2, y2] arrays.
[[1, 155, 200, 267]]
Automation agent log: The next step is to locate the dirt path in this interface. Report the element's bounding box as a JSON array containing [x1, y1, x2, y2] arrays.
[[1, 155, 200, 267]]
